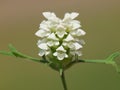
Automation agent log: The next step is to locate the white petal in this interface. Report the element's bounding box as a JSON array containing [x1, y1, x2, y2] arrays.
[[53, 52, 57, 56], [56, 30, 67, 38], [57, 53, 66, 60], [35, 30, 42, 37], [74, 43, 82, 50], [39, 21, 50, 31], [43, 12, 60, 23], [70, 12, 79, 19], [38, 50, 45, 56], [55, 41, 60, 46], [72, 23, 81, 30], [67, 42, 75, 49], [65, 54, 68, 58], [70, 30, 76, 36], [63, 13, 70, 21], [78, 39, 85, 45], [64, 34, 74, 41], [37, 39, 47, 45], [43, 12, 56, 20], [47, 41, 54, 47], [62, 42, 67, 46], [57, 24, 66, 30], [63, 12, 79, 22], [77, 29, 86, 36], [56, 46, 66, 52], [56, 24, 67, 38], [47, 40, 59, 47], [72, 20, 80, 24], [35, 30, 50, 37], [48, 33, 58, 40], [76, 51, 82, 56], [38, 43, 49, 50], [45, 51, 50, 55], [38, 49, 50, 56]]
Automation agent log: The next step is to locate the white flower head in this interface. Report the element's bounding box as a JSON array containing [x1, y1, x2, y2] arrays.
[[35, 12, 86, 61]]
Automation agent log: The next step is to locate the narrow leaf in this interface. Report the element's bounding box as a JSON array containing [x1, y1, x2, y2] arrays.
[[8, 44, 18, 52], [0, 51, 14, 56], [112, 63, 120, 73], [106, 52, 120, 61], [0, 44, 48, 64]]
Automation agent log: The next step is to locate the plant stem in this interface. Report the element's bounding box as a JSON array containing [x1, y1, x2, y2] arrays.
[[60, 71, 67, 90], [79, 59, 107, 64]]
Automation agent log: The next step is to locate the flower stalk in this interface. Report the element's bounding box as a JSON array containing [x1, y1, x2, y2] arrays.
[[60, 70, 67, 90]]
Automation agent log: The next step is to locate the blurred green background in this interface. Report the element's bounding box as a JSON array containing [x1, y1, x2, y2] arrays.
[[0, 0, 120, 90]]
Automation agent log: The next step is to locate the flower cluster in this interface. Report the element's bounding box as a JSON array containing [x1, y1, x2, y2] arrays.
[[35, 12, 86, 61]]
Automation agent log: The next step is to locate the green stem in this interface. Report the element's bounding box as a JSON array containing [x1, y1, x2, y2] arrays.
[[79, 59, 107, 64], [60, 71, 67, 90], [78, 52, 120, 65]]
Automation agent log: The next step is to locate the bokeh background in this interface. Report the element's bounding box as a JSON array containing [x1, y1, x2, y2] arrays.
[[0, 0, 120, 90]]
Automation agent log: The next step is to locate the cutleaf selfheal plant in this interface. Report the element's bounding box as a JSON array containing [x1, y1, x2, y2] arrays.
[[0, 12, 120, 90]]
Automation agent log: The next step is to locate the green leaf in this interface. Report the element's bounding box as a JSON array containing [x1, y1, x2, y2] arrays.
[[8, 44, 18, 52], [0, 51, 14, 56], [111, 62, 120, 73], [106, 52, 120, 61], [78, 52, 120, 73], [0, 44, 48, 64], [117, 66, 120, 73]]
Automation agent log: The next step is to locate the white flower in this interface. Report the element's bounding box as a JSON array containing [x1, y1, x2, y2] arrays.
[[35, 29, 50, 38], [47, 33, 58, 40], [38, 49, 50, 56], [38, 43, 48, 50], [35, 12, 86, 61], [64, 34, 74, 42], [56, 24, 67, 38], [70, 29, 86, 36], [37, 43, 51, 56], [53, 46, 68, 60], [47, 33, 59, 46], [63, 12, 79, 22], [56, 45, 66, 52], [43, 12, 60, 23]]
